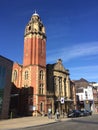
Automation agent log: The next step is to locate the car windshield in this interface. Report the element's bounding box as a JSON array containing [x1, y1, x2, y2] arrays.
[[73, 110, 80, 112]]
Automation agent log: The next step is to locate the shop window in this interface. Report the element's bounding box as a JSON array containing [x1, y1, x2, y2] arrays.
[[13, 70, 17, 81]]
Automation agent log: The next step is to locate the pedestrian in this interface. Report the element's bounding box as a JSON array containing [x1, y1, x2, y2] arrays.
[[62, 110, 65, 118], [55, 109, 60, 120], [48, 108, 52, 119]]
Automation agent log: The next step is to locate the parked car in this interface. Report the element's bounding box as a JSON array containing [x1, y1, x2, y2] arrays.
[[86, 110, 92, 115], [67, 110, 81, 118], [80, 110, 89, 116], [80, 109, 92, 116]]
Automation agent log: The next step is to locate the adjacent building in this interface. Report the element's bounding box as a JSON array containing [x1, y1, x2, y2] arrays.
[[76, 86, 94, 111], [0, 55, 13, 119], [90, 82, 98, 113], [46, 59, 76, 114], [74, 78, 98, 113]]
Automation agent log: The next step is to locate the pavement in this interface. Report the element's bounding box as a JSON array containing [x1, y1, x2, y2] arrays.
[[0, 115, 70, 130]]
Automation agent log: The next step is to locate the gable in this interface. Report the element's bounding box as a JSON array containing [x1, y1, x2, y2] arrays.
[[53, 60, 69, 74]]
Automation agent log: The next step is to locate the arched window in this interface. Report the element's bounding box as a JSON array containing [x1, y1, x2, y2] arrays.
[[39, 84, 44, 94], [39, 70, 43, 80], [40, 102, 44, 112], [59, 77, 62, 96], [24, 70, 28, 80], [13, 70, 17, 81]]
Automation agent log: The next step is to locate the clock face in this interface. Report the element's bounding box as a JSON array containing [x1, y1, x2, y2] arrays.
[[33, 24, 38, 31]]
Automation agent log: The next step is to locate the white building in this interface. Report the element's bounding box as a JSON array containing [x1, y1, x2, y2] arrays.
[[76, 86, 93, 101], [90, 83, 98, 91], [76, 86, 94, 111], [89, 82, 98, 113]]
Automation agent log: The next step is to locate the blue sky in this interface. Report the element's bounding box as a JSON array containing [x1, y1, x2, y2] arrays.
[[0, 0, 98, 82]]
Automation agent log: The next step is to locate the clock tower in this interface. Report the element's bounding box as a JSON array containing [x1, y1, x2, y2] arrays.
[[23, 12, 47, 115], [23, 12, 46, 67]]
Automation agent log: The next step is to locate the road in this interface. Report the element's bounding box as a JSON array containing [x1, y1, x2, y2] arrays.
[[20, 114, 98, 130]]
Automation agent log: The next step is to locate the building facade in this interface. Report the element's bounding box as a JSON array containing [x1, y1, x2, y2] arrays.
[[74, 79, 98, 113], [90, 82, 98, 113], [10, 12, 75, 117], [76, 86, 94, 111], [0, 55, 13, 119], [46, 59, 76, 114], [11, 12, 47, 116]]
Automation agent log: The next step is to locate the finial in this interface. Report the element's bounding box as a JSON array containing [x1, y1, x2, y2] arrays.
[[33, 10, 39, 16], [34, 10, 37, 14]]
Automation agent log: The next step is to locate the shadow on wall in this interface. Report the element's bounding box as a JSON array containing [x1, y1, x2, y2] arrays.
[[9, 83, 33, 118]]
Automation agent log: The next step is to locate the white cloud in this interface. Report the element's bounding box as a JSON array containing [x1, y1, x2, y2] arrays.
[[69, 65, 98, 82], [47, 41, 98, 63], [69, 65, 98, 71], [46, 42, 98, 82]]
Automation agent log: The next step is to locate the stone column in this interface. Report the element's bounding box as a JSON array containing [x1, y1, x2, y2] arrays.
[[66, 76, 70, 99], [62, 78, 65, 97]]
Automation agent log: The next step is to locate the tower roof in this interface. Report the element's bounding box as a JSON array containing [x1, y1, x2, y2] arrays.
[[24, 11, 46, 38], [32, 11, 39, 17]]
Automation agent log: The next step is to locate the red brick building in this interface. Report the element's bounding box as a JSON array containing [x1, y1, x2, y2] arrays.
[[11, 12, 47, 116], [11, 12, 76, 117]]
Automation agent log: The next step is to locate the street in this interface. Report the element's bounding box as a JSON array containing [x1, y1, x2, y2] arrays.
[[20, 114, 98, 130]]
